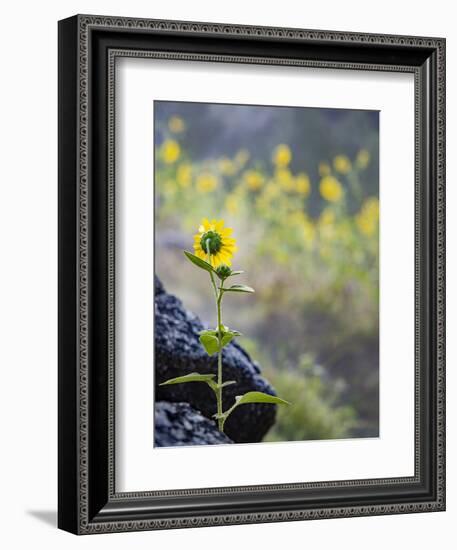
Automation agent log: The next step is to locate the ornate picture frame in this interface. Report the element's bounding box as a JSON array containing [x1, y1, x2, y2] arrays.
[[58, 14, 445, 534]]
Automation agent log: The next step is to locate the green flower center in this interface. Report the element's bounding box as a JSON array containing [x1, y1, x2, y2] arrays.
[[200, 231, 222, 255]]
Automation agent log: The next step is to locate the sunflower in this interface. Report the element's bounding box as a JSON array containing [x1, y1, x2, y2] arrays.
[[272, 144, 292, 168], [333, 155, 352, 174], [356, 149, 370, 170], [193, 219, 237, 267], [161, 139, 181, 164], [319, 175, 343, 202], [168, 116, 185, 133]]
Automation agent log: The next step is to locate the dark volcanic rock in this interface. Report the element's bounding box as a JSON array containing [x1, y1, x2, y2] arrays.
[[155, 401, 233, 447], [155, 276, 277, 443]]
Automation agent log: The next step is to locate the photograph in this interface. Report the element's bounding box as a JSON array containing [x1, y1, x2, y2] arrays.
[[154, 100, 380, 447]]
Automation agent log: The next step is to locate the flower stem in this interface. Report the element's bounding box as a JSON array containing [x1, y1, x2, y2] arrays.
[[216, 281, 224, 431], [206, 240, 224, 432]]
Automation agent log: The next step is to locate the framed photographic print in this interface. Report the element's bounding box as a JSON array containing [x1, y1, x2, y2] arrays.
[[58, 14, 446, 534]]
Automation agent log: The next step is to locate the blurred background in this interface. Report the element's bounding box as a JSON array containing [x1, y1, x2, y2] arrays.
[[154, 101, 379, 441]]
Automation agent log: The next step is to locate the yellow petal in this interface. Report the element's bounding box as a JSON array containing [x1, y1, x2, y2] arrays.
[[200, 218, 211, 232], [214, 219, 225, 231]]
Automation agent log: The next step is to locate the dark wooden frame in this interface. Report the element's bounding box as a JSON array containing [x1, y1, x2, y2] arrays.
[[58, 14, 446, 534]]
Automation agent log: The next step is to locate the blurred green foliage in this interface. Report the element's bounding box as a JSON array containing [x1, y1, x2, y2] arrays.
[[155, 105, 379, 440], [265, 358, 356, 442], [242, 338, 357, 441]]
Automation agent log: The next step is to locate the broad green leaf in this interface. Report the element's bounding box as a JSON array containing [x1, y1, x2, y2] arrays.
[[222, 284, 255, 294], [221, 332, 235, 347], [219, 329, 242, 348], [159, 373, 216, 386], [199, 333, 219, 355], [198, 328, 241, 351], [219, 391, 290, 430], [235, 391, 290, 406], [183, 251, 215, 273]]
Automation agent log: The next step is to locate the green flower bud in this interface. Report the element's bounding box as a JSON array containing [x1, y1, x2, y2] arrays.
[[216, 264, 232, 280]]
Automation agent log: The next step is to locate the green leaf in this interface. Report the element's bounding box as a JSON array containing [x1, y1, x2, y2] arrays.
[[198, 328, 241, 351], [229, 270, 244, 276], [159, 373, 216, 386], [183, 251, 215, 274], [219, 391, 290, 431], [219, 328, 242, 348], [199, 333, 220, 355], [221, 332, 235, 347], [235, 391, 290, 406], [222, 284, 255, 294]]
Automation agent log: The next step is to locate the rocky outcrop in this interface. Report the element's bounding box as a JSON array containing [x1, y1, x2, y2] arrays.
[[154, 401, 233, 447], [155, 276, 277, 443]]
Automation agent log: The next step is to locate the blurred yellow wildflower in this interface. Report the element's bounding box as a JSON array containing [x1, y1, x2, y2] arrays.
[[243, 170, 264, 191], [256, 181, 280, 210], [234, 149, 250, 168], [264, 181, 280, 199], [272, 144, 292, 168], [161, 139, 181, 164], [176, 163, 192, 188], [319, 207, 335, 227], [218, 157, 236, 176], [168, 116, 186, 133], [193, 218, 237, 267], [355, 197, 379, 236], [295, 173, 311, 196], [333, 155, 352, 174], [225, 194, 239, 215], [275, 168, 294, 191], [319, 175, 343, 202], [356, 149, 371, 170], [303, 219, 316, 247], [318, 162, 331, 177], [196, 172, 218, 193]]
